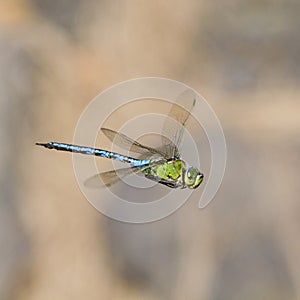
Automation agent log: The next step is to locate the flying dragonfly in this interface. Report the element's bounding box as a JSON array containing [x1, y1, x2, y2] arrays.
[[36, 89, 204, 189]]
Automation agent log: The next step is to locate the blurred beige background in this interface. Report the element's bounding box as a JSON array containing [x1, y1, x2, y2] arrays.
[[0, 0, 300, 299]]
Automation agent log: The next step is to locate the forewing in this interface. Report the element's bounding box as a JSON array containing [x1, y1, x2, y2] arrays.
[[161, 89, 196, 159]]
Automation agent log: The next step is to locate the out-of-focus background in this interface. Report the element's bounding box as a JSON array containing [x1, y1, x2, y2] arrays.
[[1, 0, 300, 299]]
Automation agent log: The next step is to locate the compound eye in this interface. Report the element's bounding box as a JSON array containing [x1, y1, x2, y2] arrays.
[[185, 167, 204, 189], [187, 167, 197, 179]]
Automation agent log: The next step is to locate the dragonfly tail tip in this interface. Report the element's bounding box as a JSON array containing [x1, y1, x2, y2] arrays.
[[36, 142, 52, 148]]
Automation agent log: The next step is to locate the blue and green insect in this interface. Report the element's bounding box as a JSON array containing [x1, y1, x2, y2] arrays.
[[36, 90, 204, 189]]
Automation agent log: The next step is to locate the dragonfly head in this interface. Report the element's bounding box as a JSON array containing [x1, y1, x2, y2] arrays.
[[184, 166, 204, 189]]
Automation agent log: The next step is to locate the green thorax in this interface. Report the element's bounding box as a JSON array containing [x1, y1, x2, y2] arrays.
[[143, 160, 186, 181]]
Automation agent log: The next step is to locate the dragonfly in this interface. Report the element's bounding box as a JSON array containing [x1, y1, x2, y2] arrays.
[[36, 89, 204, 189]]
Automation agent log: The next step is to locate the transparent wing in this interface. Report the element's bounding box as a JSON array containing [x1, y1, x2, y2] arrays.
[[161, 89, 196, 159], [101, 128, 168, 159], [84, 166, 145, 188]]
